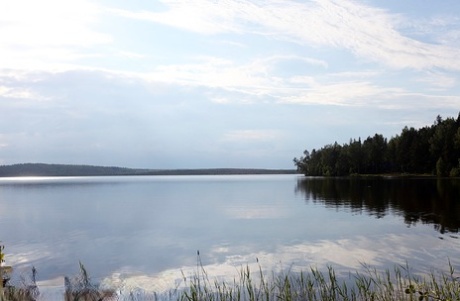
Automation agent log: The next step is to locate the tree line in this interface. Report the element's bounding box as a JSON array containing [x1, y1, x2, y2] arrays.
[[294, 113, 460, 177], [0, 163, 143, 177], [0, 163, 297, 177]]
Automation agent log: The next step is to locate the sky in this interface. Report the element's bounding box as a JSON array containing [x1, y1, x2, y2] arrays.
[[1, 0, 460, 169]]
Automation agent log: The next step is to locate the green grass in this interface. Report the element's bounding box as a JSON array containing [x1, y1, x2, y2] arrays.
[[178, 260, 460, 301], [1, 253, 459, 300]]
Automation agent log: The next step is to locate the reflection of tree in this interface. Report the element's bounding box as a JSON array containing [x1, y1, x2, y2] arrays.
[[295, 177, 460, 234]]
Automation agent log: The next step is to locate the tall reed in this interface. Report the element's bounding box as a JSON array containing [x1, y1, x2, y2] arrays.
[[178, 254, 460, 301]]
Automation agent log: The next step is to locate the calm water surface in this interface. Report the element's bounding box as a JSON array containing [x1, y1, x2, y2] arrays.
[[0, 175, 459, 295]]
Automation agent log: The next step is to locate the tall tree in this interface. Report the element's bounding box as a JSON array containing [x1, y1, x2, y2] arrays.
[[429, 116, 458, 176]]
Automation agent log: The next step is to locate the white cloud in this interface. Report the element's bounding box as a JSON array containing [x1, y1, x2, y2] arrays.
[[281, 81, 403, 107], [383, 93, 460, 111], [401, 14, 460, 47], [0, 0, 110, 71], [0, 134, 8, 149], [108, 0, 265, 35], [115, 51, 146, 59], [144, 56, 301, 97], [327, 70, 383, 79], [0, 86, 46, 101], [116, 0, 460, 71], [222, 130, 281, 142], [0, 0, 106, 46], [415, 71, 457, 90]]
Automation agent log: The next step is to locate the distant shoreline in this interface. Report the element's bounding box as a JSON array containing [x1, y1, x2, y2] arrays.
[[0, 163, 298, 177]]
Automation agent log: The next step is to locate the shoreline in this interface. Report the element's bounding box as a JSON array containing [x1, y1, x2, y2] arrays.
[[0, 163, 298, 177]]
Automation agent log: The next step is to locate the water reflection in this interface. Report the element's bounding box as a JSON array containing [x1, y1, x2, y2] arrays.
[[100, 231, 460, 297], [295, 177, 460, 234], [2, 175, 460, 299]]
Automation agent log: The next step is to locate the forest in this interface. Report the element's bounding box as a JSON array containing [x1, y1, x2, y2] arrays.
[[0, 163, 296, 177], [294, 113, 460, 177]]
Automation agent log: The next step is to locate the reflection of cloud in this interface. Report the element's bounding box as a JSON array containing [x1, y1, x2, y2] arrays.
[[100, 233, 460, 295], [7, 245, 53, 267], [225, 205, 287, 219]]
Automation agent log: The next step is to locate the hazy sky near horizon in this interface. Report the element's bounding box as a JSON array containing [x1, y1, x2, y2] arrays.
[[1, 0, 460, 169]]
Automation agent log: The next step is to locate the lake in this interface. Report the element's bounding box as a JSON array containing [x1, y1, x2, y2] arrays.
[[0, 175, 459, 299]]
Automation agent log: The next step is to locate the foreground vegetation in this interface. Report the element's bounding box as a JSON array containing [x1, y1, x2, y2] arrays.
[[294, 113, 460, 177], [2, 249, 460, 301], [178, 261, 460, 301]]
